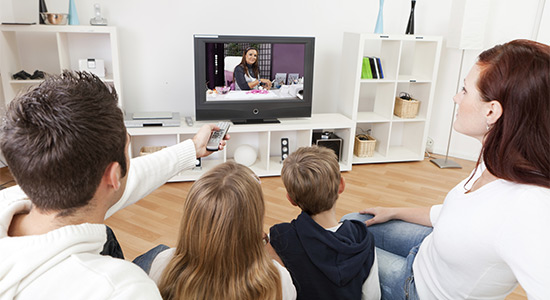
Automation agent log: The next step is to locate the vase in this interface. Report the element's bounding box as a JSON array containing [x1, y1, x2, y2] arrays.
[[374, 0, 384, 34], [68, 0, 80, 25], [405, 0, 416, 35], [39, 0, 48, 24]]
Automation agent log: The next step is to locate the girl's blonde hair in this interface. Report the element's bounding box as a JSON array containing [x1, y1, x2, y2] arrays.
[[158, 161, 282, 300]]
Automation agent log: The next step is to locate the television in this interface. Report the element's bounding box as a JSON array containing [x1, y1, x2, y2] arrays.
[[193, 35, 315, 124]]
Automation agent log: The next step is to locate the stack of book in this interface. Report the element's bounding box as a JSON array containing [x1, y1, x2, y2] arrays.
[[361, 56, 384, 79]]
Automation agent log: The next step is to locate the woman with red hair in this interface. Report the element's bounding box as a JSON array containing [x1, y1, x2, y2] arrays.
[[344, 39, 550, 300]]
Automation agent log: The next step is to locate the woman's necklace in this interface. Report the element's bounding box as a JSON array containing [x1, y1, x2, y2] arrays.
[[466, 170, 498, 193]]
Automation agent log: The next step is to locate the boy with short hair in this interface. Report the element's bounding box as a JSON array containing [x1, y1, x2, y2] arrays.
[[270, 146, 380, 300]]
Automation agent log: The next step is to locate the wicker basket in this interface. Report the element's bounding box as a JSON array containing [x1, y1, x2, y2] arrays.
[[139, 146, 167, 156], [394, 97, 420, 118], [354, 134, 376, 157]]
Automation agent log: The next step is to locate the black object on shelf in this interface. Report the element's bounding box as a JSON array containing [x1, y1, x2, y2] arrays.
[[39, 0, 48, 25], [312, 130, 343, 162], [405, 0, 416, 35]]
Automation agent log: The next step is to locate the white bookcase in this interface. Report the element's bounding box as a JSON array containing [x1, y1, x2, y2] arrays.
[[128, 113, 355, 182], [339, 33, 442, 163], [0, 25, 122, 107]]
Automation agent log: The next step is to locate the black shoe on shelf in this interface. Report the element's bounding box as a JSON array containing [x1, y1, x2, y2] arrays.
[[12, 70, 32, 80], [30, 70, 45, 79]]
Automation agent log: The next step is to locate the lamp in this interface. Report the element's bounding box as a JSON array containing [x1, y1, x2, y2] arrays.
[[430, 0, 490, 169]]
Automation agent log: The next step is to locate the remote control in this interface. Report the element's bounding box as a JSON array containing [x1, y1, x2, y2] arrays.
[[206, 122, 231, 151], [185, 116, 193, 127]]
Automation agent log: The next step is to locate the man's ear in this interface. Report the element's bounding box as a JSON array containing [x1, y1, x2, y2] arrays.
[[286, 193, 298, 207], [338, 176, 346, 195], [486, 100, 503, 126], [103, 162, 121, 190]]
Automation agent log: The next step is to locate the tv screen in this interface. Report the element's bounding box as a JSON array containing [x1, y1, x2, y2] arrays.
[[194, 35, 315, 124]]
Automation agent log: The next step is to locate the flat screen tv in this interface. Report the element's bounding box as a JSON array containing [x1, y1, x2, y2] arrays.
[[193, 34, 315, 124]]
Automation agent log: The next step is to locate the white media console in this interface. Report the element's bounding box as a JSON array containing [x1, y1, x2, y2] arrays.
[[127, 113, 355, 182]]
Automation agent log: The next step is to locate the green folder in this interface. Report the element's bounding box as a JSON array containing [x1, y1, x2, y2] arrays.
[[361, 57, 373, 79]]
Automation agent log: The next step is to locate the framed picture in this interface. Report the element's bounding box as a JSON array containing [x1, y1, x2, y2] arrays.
[[288, 73, 299, 84], [275, 73, 287, 86]]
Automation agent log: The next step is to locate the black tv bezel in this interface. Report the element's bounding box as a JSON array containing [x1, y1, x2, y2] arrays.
[[193, 34, 315, 123]]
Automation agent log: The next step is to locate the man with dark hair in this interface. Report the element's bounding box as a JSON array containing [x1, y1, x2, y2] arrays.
[[0, 71, 227, 299]]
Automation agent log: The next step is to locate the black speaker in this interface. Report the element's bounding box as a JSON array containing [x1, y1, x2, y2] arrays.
[[281, 138, 289, 162], [194, 157, 202, 170], [312, 130, 342, 161]]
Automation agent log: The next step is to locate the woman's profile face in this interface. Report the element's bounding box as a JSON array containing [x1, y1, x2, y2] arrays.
[[453, 64, 491, 141], [245, 49, 258, 65]]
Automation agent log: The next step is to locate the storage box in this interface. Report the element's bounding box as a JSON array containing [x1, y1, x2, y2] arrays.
[[139, 146, 166, 156], [354, 134, 376, 157], [394, 97, 420, 118]]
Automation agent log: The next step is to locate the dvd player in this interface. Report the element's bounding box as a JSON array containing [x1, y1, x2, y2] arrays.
[[124, 112, 181, 128]]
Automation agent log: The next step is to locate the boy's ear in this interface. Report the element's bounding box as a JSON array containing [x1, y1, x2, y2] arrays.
[[286, 193, 298, 206], [103, 162, 121, 190], [338, 176, 346, 195]]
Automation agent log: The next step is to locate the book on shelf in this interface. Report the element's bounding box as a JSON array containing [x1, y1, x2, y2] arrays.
[[361, 57, 372, 79], [361, 56, 385, 80], [368, 57, 378, 79], [375, 57, 384, 79]]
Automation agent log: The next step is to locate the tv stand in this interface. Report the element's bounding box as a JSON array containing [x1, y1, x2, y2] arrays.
[[231, 118, 281, 125], [127, 113, 354, 181]]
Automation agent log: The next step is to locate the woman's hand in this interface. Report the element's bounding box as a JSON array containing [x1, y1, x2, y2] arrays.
[[360, 207, 397, 226], [261, 79, 272, 90], [360, 206, 433, 227]]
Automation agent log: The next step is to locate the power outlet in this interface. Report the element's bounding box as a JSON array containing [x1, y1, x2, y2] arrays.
[[426, 137, 434, 153]]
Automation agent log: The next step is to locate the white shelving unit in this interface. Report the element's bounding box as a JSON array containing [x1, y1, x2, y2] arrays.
[[339, 33, 442, 164], [0, 25, 122, 107], [128, 113, 355, 182]]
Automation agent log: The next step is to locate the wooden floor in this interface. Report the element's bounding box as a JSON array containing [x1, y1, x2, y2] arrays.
[[1, 154, 526, 299]]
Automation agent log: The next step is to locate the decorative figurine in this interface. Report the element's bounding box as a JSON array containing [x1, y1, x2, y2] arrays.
[[405, 0, 416, 35], [39, 0, 48, 24], [374, 0, 384, 34], [68, 0, 80, 25]]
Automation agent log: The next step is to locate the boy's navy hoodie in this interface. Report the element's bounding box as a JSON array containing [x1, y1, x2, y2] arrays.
[[270, 211, 375, 300]]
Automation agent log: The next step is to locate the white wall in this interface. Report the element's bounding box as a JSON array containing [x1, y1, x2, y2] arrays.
[[1, 0, 547, 161]]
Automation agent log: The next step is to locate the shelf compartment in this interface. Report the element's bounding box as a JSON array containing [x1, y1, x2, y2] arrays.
[[268, 129, 311, 168], [389, 121, 426, 159], [1, 25, 122, 107], [355, 122, 390, 158], [357, 82, 395, 119], [225, 131, 269, 171], [399, 40, 439, 81], [361, 37, 400, 80], [394, 82, 432, 120], [59, 32, 114, 76], [1, 31, 60, 78], [128, 134, 178, 158]]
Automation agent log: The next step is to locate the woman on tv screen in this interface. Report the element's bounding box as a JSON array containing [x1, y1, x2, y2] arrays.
[[234, 47, 272, 91]]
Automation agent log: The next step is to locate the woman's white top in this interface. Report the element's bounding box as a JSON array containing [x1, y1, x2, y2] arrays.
[[413, 163, 550, 299]]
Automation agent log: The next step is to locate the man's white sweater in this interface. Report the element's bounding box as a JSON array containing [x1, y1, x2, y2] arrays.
[[0, 140, 196, 299]]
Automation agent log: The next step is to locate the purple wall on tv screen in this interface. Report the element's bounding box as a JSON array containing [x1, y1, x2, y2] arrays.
[[271, 44, 305, 79]]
